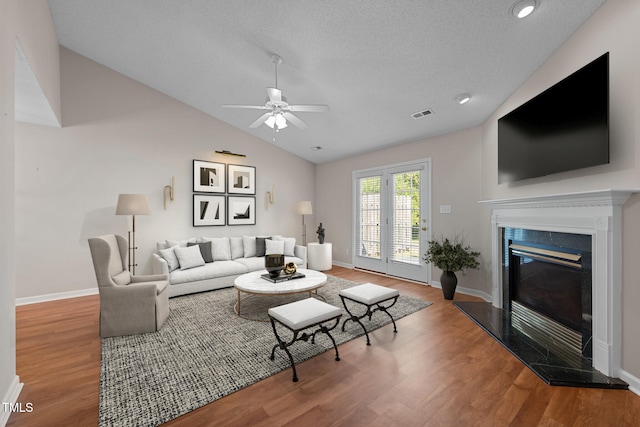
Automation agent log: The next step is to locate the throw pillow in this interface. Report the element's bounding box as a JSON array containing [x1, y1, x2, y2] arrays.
[[256, 236, 272, 257], [243, 235, 256, 258], [265, 239, 285, 255], [112, 270, 131, 286], [166, 238, 197, 248], [201, 237, 231, 261], [187, 241, 214, 263], [158, 246, 181, 271], [273, 236, 296, 257], [174, 245, 205, 270], [229, 237, 244, 259]]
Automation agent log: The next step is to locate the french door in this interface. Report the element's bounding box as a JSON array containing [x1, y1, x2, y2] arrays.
[[353, 160, 431, 283]]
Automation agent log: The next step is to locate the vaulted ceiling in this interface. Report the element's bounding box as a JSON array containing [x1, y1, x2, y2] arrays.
[[45, 0, 608, 163]]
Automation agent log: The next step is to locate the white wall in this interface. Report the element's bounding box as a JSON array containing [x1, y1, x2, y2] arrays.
[[0, 3, 18, 422], [316, 126, 489, 294], [481, 0, 640, 382], [2, 1, 61, 421], [14, 47, 316, 299]]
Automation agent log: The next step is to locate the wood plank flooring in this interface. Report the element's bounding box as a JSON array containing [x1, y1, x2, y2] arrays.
[[8, 266, 640, 426]]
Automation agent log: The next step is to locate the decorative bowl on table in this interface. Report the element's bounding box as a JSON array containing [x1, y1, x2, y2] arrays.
[[265, 254, 285, 279]]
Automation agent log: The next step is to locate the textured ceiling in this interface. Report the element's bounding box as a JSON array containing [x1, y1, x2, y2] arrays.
[[45, 0, 608, 163]]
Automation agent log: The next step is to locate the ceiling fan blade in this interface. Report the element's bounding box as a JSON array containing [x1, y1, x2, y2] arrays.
[[222, 104, 268, 110], [289, 104, 329, 113], [282, 112, 308, 129], [249, 112, 272, 128], [267, 87, 282, 103]]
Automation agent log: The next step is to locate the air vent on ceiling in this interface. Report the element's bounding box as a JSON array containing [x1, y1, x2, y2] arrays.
[[411, 109, 433, 119]]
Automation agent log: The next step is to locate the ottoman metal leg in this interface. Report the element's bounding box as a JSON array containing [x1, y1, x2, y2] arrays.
[[268, 298, 342, 382], [339, 284, 400, 346]]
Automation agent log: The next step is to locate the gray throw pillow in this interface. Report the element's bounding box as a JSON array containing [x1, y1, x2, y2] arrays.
[[255, 237, 271, 257], [187, 241, 213, 263]]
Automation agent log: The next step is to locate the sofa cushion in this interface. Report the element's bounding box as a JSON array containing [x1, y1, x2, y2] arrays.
[[243, 235, 256, 258], [265, 239, 284, 255], [174, 245, 205, 270], [233, 257, 267, 272], [229, 237, 244, 259], [159, 246, 181, 271], [166, 238, 197, 249], [272, 236, 296, 257], [234, 256, 304, 272], [201, 237, 231, 261], [169, 261, 248, 285], [187, 241, 213, 263]]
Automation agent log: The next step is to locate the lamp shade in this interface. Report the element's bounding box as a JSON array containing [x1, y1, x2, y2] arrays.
[[294, 201, 313, 215], [116, 194, 151, 215]]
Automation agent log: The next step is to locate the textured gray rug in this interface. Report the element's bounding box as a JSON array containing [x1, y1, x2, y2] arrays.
[[99, 276, 432, 427]]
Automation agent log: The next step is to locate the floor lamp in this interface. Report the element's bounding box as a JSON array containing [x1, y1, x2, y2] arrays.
[[294, 201, 313, 246], [116, 194, 151, 275]]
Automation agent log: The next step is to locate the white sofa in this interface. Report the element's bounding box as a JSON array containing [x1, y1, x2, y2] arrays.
[[152, 235, 307, 298]]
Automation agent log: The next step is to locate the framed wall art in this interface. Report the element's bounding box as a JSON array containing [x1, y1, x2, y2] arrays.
[[227, 196, 256, 225], [227, 164, 256, 195], [193, 194, 226, 226], [193, 160, 225, 193]]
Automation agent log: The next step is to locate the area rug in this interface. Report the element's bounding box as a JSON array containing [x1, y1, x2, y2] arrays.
[[99, 276, 432, 427]]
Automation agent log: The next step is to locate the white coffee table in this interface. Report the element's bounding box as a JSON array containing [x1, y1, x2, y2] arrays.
[[233, 268, 327, 321]]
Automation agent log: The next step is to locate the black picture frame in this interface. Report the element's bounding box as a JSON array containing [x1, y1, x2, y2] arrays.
[[193, 160, 225, 193], [227, 164, 256, 195], [193, 194, 226, 226], [227, 196, 256, 225]]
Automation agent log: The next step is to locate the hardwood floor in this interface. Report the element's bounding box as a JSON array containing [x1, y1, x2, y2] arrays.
[[8, 266, 640, 426]]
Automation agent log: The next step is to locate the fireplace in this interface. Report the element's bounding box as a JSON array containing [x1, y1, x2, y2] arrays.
[[479, 190, 634, 378], [502, 229, 593, 359]]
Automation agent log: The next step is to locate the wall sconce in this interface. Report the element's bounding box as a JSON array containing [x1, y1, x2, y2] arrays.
[[266, 184, 275, 210], [163, 176, 174, 210]]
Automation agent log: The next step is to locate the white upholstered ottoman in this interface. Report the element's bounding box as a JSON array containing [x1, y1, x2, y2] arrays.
[[339, 283, 400, 345], [268, 298, 342, 382]]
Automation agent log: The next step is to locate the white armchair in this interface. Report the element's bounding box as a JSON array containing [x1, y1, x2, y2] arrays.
[[88, 234, 170, 337]]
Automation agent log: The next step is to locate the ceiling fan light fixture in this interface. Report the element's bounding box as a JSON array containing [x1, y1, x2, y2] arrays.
[[512, 0, 537, 18], [275, 113, 287, 128], [265, 115, 276, 128]]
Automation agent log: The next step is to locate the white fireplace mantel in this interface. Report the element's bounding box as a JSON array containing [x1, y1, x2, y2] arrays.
[[479, 189, 637, 377]]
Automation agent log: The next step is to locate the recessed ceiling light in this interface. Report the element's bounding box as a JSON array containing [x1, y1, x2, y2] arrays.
[[512, 0, 537, 18], [456, 94, 471, 105], [310, 146, 323, 151]]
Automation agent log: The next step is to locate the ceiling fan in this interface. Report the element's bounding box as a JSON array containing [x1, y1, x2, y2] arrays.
[[222, 54, 329, 131]]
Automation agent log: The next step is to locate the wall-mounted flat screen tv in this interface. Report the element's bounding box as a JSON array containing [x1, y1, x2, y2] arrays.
[[498, 52, 609, 184]]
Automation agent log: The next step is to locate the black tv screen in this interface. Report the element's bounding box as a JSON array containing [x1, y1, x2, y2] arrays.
[[498, 52, 609, 184]]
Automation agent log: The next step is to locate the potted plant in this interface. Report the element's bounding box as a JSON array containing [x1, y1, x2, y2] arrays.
[[424, 235, 480, 300]]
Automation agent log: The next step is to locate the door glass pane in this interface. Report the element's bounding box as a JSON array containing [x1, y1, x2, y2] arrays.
[[391, 171, 420, 265], [358, 176, 381, 259]]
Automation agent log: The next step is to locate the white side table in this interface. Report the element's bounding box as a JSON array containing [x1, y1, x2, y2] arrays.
[[307, 242, 332, 271]]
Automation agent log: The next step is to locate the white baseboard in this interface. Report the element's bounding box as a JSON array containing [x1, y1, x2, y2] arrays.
[[331, 260, 353, 269], [1, 375, 23, 427], [620, 369, 640, 396], [429, 281, 492, 302], [15, 287, 98, 306]]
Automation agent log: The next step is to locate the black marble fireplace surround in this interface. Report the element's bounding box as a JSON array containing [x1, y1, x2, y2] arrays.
[[455, 228, 627, 389]]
